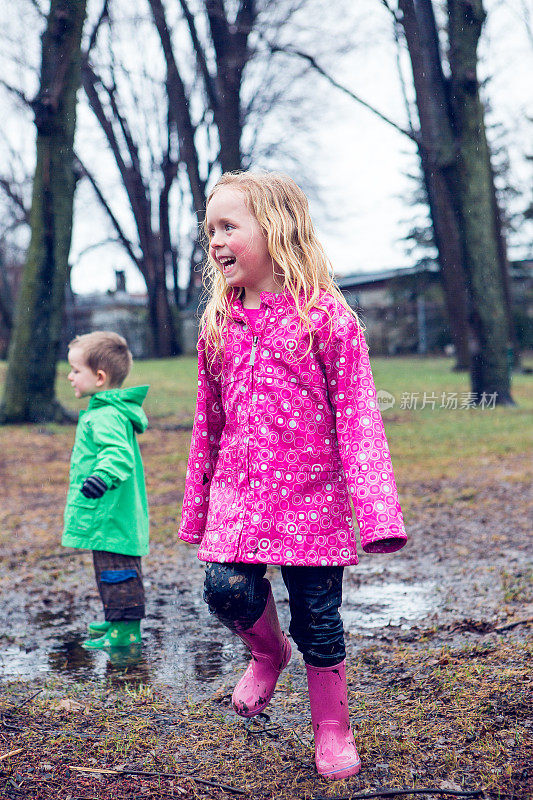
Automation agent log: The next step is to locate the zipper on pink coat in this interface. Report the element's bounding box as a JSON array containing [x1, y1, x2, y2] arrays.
[[248, 335, 258, 366], [247, 334, 259, 486]]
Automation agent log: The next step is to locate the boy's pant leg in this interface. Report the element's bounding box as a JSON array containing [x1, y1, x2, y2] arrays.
[[203, 562, 269, 630], [93, 550, 145, 621], [281, 565, 345, 667]]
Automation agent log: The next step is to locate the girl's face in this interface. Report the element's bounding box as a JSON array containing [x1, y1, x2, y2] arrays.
[[206, 187, 280, 297]]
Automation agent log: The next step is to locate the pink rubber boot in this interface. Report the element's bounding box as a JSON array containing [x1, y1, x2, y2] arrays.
[[232, 584, 291, 717], [306, 660, 361, 779]]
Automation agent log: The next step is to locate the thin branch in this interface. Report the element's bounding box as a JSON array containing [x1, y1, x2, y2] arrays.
[[67, 765, 246, 795], [74, 238, 125, 261], [75, 155, 141, 269], [124, 769, 247, 795], [178, 0, 218, 112], [27, 0, 45, 16], [383, 0, 417, 136], [0, 748, 24, 762], [311, 789, 484, 800], [82, 62, 152, 252], [85, 0, 111, 55], [0, 178, 30, 224], [12, 690, 44, 711], [266, 42, 419, 144], [0, 78, 32, 108], [148, 0, 206, 215], [494, 615, 533, 632]]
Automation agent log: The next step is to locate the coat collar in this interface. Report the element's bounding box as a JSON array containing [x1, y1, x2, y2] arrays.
[[228, 287, 295, 321]]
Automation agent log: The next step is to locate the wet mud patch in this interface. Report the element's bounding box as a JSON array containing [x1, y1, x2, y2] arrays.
[[0, 429, 531, 691]]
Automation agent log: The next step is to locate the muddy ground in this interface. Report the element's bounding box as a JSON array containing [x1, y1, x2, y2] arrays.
[[0, 427, 531, 798]]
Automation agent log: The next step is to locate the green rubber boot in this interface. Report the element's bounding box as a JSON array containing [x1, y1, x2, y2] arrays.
[[82, 620, 141, 649], [88, 620, 111, 638]]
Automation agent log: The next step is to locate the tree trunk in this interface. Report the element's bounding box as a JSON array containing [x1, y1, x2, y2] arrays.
[[0, 253, 14, 335], [400, 0, 471, 370], [489, 158, 521, 369], [205, 0, 255, 172], [144, 245, 178, 358], [448, 0, 513, 403], [1, 0, 87, 423]]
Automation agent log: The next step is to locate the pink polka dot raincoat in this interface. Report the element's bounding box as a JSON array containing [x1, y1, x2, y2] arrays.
[[179, 290, 407, 566]]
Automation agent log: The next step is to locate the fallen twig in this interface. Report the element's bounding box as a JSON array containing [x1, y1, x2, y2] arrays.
[[312, 789, 484, 799], [67, 765, 247, 795], [124, 770, 247, 795], [13, 689, 43, 711], [0, 748, 24, 761], [494, 616, 533, 632], [69, 766, 119, 774], [38, 550, 86, 560], [0, 719, 23, 731]]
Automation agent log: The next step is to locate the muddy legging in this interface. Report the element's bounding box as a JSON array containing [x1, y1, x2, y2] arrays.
[[93, 550, 145, 621], [203, 562, 345, 667]]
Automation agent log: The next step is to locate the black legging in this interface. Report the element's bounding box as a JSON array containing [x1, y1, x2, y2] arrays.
[[203, 562, 345, 667]]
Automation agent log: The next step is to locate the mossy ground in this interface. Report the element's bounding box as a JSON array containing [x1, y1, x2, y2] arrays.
[[1, 641, 531, 799]]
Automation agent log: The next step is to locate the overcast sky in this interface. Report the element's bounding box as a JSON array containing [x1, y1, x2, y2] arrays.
[[1, 0, 532, 295]]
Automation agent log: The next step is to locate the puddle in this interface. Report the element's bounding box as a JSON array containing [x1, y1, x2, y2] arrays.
[[0, 568, 443, 691], [342, 579, 441, 629], [0, 584, 252, 698]]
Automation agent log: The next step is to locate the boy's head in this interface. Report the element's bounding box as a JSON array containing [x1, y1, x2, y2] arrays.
[[67, 331, 132, 399]]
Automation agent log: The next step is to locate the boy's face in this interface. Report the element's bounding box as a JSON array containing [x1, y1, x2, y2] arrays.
[[67, 347, 107, 398]]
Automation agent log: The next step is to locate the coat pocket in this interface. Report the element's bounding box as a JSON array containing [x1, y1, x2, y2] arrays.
[[65, 494, 100, 532]]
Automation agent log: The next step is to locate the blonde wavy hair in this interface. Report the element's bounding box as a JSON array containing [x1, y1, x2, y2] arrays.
[[200, 170, 360, 358]]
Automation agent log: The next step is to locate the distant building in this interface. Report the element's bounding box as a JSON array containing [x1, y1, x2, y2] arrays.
[[336, 264, 448, 355], [61, 271, 150, 358], [5, 261, 529, 362], [336, 260, 533, 355]]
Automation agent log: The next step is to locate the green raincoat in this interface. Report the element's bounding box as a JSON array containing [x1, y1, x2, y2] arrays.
[[62, 386, 150, 556]]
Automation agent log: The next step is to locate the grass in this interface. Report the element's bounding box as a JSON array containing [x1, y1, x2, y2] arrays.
[[0, 641, 530, 799], [2, 354, 532, 474], [0, 355, 531, 550]]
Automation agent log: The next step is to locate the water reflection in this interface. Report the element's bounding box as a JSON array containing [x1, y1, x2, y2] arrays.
[[0, 572, 442, 689], [106, 644, 143, 668], [343, 579, 441, 629], [48, 636, 96, 675]]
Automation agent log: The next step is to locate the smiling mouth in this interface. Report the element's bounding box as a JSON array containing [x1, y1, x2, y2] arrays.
[[218, 256, 236, 274]]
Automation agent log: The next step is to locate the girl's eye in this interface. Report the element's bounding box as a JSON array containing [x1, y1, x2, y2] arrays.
[[225, 223, 234, 231]]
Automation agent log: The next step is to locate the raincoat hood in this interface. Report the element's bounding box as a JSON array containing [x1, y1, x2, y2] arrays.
[[89, 386, 149, 433]]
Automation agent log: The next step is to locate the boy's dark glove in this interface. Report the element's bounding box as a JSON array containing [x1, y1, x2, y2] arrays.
[[80, 475, 108, 499]]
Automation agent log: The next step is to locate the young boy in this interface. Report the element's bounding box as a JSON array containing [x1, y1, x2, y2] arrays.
[[62, 331, 149, 649]]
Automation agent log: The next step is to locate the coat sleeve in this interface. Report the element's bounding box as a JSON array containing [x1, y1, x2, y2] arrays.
[[316, 310, 407, 553], [178, 336, 226, 544], [89, 409, 134, 488]]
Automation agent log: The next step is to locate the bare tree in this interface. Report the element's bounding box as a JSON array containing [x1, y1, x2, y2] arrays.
[[1, 0, 87, 423], [80, 0, 336, 316], [274, 0, 515, 402]]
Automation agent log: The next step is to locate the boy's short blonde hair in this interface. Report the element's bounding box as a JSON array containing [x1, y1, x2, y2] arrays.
[[68, 331, 133, 388]]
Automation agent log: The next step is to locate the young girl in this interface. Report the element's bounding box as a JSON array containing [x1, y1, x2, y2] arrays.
[[179, 172, 407, 780]]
